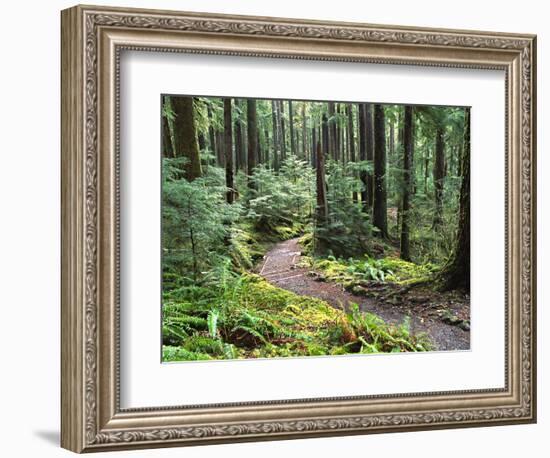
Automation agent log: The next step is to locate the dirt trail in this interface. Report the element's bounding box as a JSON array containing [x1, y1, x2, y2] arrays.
[[257, 237, 469, 351]]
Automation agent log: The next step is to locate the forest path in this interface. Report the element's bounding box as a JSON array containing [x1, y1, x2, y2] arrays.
[[257, 237, 469, 352]]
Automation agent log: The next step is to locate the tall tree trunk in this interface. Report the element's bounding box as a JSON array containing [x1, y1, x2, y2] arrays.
[[389, 120, 395, 158], [358, 104, 369, 211], [171, 96, 202, 180], [457, 143, 464, 177], [395, 109, 404, 230], [198, 132, 207, 173], [433, 126, 445, 227], [162, 115, 172, 158], [347, 104, 358, 203], [198, 133, 206, 153], [327, 102, 336, 160], [373, 104, 388, 237], [302, 103, 307, 160], [335, 104, 341, 161], [247, 99, 258, 190], [338, 104, 347, 165], [288, 100, 296, 156], [342, 112, 347, 164], [242, 104, 248, 165], [207, 103, 216, 164], [235, 118, 243, 171], [321, 113, 329, 160], [271, 100, 280, 171], [439, 108, 470, 290], [315, 140, 328, 253], [223, 98, 234, 203], [311, 126, 317, 168], [400, 106, 414, 261], [162, 96, 174, 158], [365, 104, 375, 209], [234, 100, 245, 172], [263, 126, 270, 166], [411, 115, 416, 195], [279, 100, 286, 160], [424, 146, 430, 195]]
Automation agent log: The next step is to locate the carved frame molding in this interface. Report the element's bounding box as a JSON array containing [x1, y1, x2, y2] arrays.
[[61, 4, 536, 452]]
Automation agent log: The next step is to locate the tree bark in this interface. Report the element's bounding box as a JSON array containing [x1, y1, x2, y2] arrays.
[[235, 118, 243, 171], [400, 106, 414, 261], [223, 98, 234, 203], [162, 116, 172, 158], [288, 100, 296, 156], [433, 125, 445, 227], [198, 133, 206, 153], [365, 104, 375, 209], [338, 104, 344, 163], [359, 104, 375, 212], [327, 102, 336, 160], [315, 140, 328, 228], [271, 100, 280, 171], [358, 104, 368, 210], [171, 96, 202, 180], [162, 96, 173, 158], [347, 104, 358, 203], [389, 120, 395, 158], [411, 115, 416, 195], [439, 108, 470, 290], [373, 104, 388, 237], [247, 99, 258, 190], [234, 100, 245, 172], [335, 104, 341, 162], [263, 126, 270, 166], [207, 103, 216, 164], [311, 126, 317, 168], [302, 103, 308, 160], [279, 100, 286, 160], [424, 146, 430, 195], [321, 113, 329, 160]]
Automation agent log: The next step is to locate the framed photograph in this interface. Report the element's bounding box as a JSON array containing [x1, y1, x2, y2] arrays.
[[61, 4, 537, 453]]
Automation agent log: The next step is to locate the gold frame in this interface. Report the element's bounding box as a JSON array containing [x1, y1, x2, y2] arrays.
[[61, 4, 537, 453]]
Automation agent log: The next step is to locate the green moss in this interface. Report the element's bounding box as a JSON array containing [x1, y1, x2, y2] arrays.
[[229, 225, 267, 270], [162, 274, 432, 362], [379, 257, 436, 283], [162, 346, 212, 361], [273, 224, 302, 240], [309, 255, 436, 289], [298, 231, 314, 255]]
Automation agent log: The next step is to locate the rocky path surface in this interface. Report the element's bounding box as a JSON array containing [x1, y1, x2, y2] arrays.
[[257, 237, 469, 351]]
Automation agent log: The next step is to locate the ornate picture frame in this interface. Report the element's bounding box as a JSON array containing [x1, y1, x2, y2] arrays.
[[61, 4, 536, 453]]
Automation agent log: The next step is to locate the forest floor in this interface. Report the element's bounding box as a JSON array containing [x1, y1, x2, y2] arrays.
[[257, 238, 470, 352]]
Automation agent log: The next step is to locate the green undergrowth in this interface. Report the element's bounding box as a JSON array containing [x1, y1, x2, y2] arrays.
[[162, 273, 432, 362], [228, 223, 269, 270], [301, 254, 437, 291]]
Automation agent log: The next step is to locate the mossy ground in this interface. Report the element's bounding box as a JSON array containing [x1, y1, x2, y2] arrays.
[[162, 274, 432, 362], [163, 227, 438, 362], [300, 254, 436, 289]]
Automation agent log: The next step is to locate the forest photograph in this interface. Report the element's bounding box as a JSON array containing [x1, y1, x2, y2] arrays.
[[161, 94, 471, 362]]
